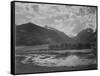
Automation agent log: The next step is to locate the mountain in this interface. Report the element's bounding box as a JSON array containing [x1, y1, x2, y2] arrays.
[[16, 23, 73, 46], [75, 28, 97, 44], [16, 22, 97, 47]]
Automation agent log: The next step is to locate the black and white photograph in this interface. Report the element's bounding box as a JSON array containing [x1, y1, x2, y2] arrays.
[[11, 1, 97, 75]]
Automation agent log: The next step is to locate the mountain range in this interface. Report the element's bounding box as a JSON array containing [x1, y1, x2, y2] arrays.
[[16, 23, 97, 46]]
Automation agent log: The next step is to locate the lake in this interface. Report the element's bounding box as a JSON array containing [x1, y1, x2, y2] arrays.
[[15, 49, 97, 74]]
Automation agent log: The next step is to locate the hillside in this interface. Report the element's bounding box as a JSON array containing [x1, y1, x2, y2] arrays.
[[16, 23, 73, 46], [16, 22, 97, 50]]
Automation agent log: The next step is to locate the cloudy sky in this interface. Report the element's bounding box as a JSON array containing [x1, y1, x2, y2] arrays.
[[15, 2, 97, 37]]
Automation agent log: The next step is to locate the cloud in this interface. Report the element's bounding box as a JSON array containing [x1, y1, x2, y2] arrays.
[[15, 2, 97, 37]]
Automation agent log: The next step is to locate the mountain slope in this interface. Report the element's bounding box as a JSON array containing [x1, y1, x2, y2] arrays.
[[16, 23, 73, 46], [75, 28, 97, 45]]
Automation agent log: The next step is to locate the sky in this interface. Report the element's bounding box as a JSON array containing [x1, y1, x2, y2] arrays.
[[15, 2, 97, 37]]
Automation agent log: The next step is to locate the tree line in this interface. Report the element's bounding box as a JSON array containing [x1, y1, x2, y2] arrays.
[[48, 43, 94, 50]]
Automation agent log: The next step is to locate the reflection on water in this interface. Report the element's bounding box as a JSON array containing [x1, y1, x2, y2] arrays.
[[16, 50, 96, 67]]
